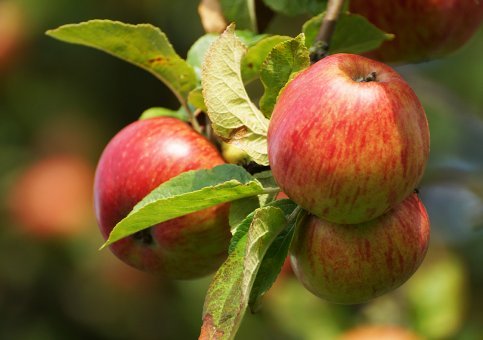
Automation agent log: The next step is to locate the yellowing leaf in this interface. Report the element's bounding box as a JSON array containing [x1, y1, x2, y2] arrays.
[[202, 23, 270, 165]]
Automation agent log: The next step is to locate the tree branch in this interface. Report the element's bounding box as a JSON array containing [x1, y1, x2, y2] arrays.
[[309, 0, 345, 63]]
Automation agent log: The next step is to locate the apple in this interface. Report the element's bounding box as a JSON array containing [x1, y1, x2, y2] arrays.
[[221, 142, 249, 164], [94, 117, 231, 279], [290, 193, 430, 304], [8, 154, 94, 239], [350, 0, 483, 63], [340, 325, 422, 340], [268, 53, 429, 224]]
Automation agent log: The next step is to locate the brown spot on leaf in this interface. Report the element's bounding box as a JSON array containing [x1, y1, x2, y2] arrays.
[[148, 56, 166, 64], [229, 126, 249, 140]]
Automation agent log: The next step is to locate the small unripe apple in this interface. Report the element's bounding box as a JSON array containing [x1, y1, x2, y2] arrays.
[[350, 0, 483, 63], [290, 194, 430, 304], [221, 142, 249, 164], [94, 117, 231, 279], [268, 53, 429, 224]]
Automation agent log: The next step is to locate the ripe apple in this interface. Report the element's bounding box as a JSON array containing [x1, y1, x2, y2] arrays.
[[340, 325, 422, 340], [8, 154, 94, 238], [350, 0, 483, 63], [94, 117, 231, 279], [268, 53, 429, 224], [290, 193, 430, 304]]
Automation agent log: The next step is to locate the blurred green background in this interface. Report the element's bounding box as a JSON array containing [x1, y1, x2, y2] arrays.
[[0, 0, 482, 339]]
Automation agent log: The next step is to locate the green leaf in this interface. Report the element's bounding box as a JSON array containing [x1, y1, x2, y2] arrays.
[[187, 33, 219, 82], [254, 170, 280, 206], [46, 20, 197, 103], [188, 87, 207, 112], [259, 34, 310, 118], [220, 0, 257, 32], [229, 197, 260, 232], [138, 107, 190, 121], [227, 133, 270, 166], [228, 207, 257, 254], [201, 206, 287, 339], [202, 23, 270, 165], [229, 198, 297, 253], [101, 164, 264, 248], [235, 30, 268, 47], [187, 31, 267, 85], [303, 12, 394, 54], [227, 171, 281, 238], [263, 0, 327, 16], [249, 204, 305, 313], [241, 35, 291, 84]]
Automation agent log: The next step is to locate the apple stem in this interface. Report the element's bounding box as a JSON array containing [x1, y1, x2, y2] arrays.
[[132, 228, 153, 245], [263, 187, 281, 194], [175, 94, 202, 134], [309, 0, 345, 63], [356, 71, 377, 83], [190, 112, 203, 134]]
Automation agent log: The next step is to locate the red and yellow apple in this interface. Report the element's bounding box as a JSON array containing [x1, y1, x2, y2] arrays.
[[94, 117, 231, 279], [290, 194, 430, 304], [8, 154, 94, 238], [268, 53, 429, 224], [350, 0, 483, 63]]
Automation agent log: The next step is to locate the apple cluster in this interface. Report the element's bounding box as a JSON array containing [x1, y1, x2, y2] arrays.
[[268, 53, 431, 304], [94, 117, 231, 280]]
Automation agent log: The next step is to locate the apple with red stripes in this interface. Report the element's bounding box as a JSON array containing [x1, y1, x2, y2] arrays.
[[94, 117, 231, 279], [350, 0, 483, 63], [290, 193, 430, 304], [268, 53, 429, 225]]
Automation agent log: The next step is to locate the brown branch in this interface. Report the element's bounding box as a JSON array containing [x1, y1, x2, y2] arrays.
[[309, 0, 346, 63]]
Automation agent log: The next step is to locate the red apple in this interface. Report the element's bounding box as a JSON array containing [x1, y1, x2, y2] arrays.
[[94, 117, 231, 279], [8, 154, 94, 238], [340, 325, 422, 340], [350, 0, 483, 63], [290, 194, 430, 304], [268, 53, 429, 224]]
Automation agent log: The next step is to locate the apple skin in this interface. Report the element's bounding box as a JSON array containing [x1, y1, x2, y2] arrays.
[[94, 117, 231, 279], [268, 53, 429, 224], [340, 325, 422, 340], [290, 194, 430, 304], [350, 0, 483, 63], [8, 154, 94, 238]]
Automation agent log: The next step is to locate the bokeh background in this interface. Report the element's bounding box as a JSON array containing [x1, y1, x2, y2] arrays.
[[1, 0, 482, 339]]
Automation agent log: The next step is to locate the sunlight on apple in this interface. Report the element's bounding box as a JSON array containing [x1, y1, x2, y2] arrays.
[[164, 139, 191, 158]]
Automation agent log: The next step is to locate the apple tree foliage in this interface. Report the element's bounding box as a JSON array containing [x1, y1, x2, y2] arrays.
[[47, 1, 394, 338]]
